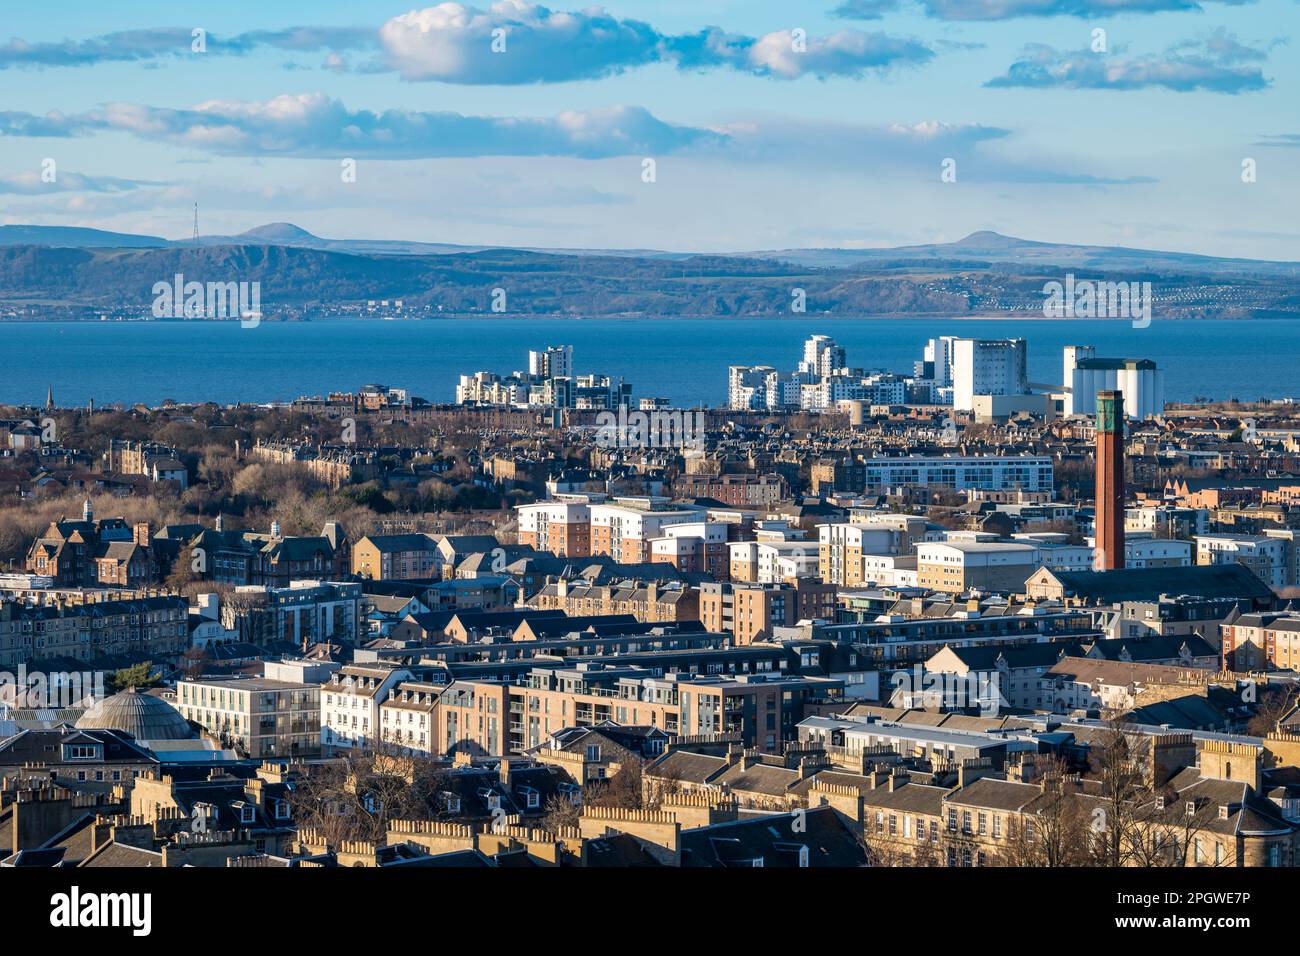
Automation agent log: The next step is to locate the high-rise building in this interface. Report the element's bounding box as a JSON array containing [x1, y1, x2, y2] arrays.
[[1095, 389, 1125, 571], [799, 335, 846, 378], [951, 338, 1028, 412], [728, 365, 780, 410], [528, 345, 573, 379]]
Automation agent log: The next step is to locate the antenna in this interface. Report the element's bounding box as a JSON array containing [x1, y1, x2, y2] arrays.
[[192, 203, 199, 246]]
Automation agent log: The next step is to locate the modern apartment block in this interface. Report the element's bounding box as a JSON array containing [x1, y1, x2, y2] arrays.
[[516, 499, 593, 556], [1196, 534, 1292, 590], [589, 501, 703, 564], [915, 541, 1042, 593], [220, 579, 362, 647], [818, 523, 905, 587], [176, 675, 322, 758], [728, 540, 819, 584], [1222, 611, 1300, 670], [698, 579, 837, 644], [648, 521, 729, 577], [436, 666, 845, 756]]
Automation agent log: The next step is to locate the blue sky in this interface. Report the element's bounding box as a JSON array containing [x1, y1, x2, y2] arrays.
[[1, 0, 1296, 257]]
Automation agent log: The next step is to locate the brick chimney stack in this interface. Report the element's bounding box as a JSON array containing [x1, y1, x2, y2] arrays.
[[1094, 390, 1125, 571]]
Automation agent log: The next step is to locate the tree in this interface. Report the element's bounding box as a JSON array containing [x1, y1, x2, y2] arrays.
[[998, 763, 1094, 867], [590, 759, 645, 810], [1089, 720, 1151, 867], [1248, 684, 1299, 737], [287, 745, 448, 846], [110, 661, 160, 691], [540, 793, 581, 834]]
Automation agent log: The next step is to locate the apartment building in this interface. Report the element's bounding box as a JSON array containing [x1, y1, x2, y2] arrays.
[[728, 540, 819, 584], [351, 533, 441, 580], [698, 579, 837, 644], [674, 473, 787, 507], [176, 675, 321, 758], [1222, 611, 1300, 670], [435, 666, 844, 757], [818, 523, 904, 587], [589, 501, 703, 564], [516, 499, 593, 556], [527, 578, 700, 624], [378, 681, 443, 755], [320, 664, 413, 755], [220, 580, 361, 647], [648, 521, 728, 577], [859, 456, 1053, 494], [915, 541, 1041, 593], [1196, 534, 1292, 590]]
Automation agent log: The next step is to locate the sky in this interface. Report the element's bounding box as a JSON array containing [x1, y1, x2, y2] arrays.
[[0, 0, 1297, 258]]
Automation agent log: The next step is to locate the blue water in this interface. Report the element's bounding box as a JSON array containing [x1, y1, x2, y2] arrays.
[[1, 318, 1295, 407]]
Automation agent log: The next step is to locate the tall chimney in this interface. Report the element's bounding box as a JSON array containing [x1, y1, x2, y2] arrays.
[[1095, 389, 1125, 571]]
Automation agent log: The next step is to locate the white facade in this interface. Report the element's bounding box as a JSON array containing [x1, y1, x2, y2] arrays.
[[321, 665, 412, 755], [529, 345, 573, 379], [859, 455, 1053, 493], [952, 338, 1028, 412], [1062, 345, 1164, 419], [799, 335, 846, 378], [728, 365, 780, 410]]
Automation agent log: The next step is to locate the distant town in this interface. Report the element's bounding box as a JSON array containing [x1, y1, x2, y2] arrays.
[[2, 328, 1300, 873]]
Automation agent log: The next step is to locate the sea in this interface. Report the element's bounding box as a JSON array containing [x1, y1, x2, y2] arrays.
[[2, 317, 1296, 408]]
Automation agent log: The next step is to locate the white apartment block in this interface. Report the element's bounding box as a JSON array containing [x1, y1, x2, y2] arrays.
[[916, 541, 1042, 592], [861, 553, 919, 587], [728, 365, 780, 411], [1196, 534, 1290, 589], [952, 338, 1028, 412], [379, 681, 442, 756], [321, 664, 412, 755], [799, 335, 846, 378], [859, 456, 1053, 494], [818, 523, 905, 587], [589, 502, 704, 564]]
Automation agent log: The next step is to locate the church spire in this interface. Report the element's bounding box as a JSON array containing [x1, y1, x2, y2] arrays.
[[45, 385, 53, 411]]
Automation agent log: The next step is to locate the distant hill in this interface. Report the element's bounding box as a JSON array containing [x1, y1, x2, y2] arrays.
[[736, 231, 1300, 279], [0, 225, 167, 249], [1, 223, 1296, 320], [178, 221, 686, 260], [4, 221, 1295, 277]]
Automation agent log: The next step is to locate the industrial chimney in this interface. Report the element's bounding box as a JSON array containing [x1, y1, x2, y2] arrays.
[[1094, 389, 1125, 571]]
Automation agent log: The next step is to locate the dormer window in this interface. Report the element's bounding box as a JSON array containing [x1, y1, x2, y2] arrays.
[[442, 793, 461, 814], [64, 743, 101, 761], [274, 799, 290, 821], [234, 802, 256, 824], [519, 786, 540, 809]]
